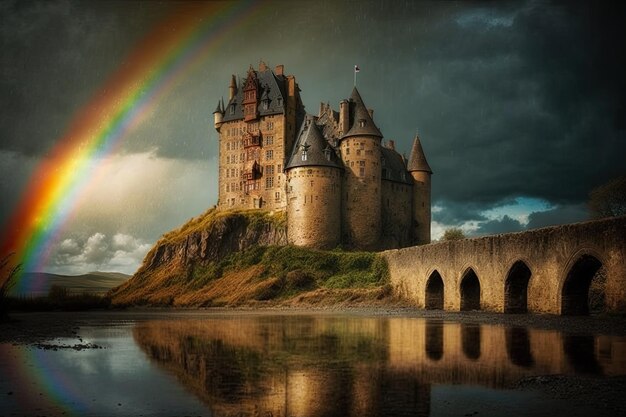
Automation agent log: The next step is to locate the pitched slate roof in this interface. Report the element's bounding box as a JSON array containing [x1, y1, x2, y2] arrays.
[[286, 115, 343, 170], [407, 133, 433, 173], [381, 147, 412, 184], [342, 87, 383, 139], [222, 68, 287, 122]]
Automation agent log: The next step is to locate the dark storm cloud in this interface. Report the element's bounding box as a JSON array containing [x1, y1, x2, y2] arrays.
[[526, 203, 588, 230], [473, 215, 524, 236], [0, 0, 169, 156]]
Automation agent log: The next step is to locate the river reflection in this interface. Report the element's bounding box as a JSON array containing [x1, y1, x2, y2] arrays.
[[133, 316, 626, 417]]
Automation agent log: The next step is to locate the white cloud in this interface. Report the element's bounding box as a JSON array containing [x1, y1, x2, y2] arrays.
[[48, 232, 152, 275]]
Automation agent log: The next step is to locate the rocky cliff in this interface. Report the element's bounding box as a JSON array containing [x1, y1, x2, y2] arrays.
[[141, 209, 287, 272], [109, 208, 393, 307]]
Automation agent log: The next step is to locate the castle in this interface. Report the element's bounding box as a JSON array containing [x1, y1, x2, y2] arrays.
[[212, 62, 432, 250]]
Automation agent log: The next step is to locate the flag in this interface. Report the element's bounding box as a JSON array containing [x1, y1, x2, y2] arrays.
[[354, 65, 360, 72]]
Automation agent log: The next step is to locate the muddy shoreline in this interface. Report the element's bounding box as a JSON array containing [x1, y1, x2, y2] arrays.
[[2, 307, 625, 346]]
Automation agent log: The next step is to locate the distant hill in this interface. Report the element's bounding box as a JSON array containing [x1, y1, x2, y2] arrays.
[[19, 271, 131, 297]]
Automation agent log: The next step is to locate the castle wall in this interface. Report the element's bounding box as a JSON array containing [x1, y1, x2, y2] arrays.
[[383, 216, 626, 314], [218, 114, 288, 211], [380, 180, 413, 249], [286, 167, 342, 249], [340, 136, 382, 249], [411, 171, 431, 245]]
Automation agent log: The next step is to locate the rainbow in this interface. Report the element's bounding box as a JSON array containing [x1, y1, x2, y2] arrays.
[[0, 0, 264, 295]]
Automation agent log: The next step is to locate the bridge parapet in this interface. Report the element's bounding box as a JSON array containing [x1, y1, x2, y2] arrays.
[[382, 216, 626, 314]]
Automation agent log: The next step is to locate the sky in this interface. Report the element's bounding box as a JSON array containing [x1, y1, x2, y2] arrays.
[[1, 0, 625, 275]]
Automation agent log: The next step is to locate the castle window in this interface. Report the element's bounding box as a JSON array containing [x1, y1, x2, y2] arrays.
[[226, 184, 230, 192], [230, 104, 235, 115], [350, 161, 354, 167], [266, 150, 273, 160], [226, 170, 230, 178], [266, 176, 274, 189], [358, 119, 366, 128], [356, 150, 361, 156], [277, 97, 283, 106], [262, 99, 269, 110], [264, 135, 274, 146], [227, 143, 231, 151], [346, 148, 350, 155], [359, 167, 365, 177], [360, 143, 365, 149], [267, 121, 274, 130], [359, 160, 365, 166], [275, 192, 280, 201], [278, 164, 282, 173], [265, 165, 275, 175]]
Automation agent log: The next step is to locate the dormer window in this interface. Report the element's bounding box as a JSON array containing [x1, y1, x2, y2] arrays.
[[262, 99, 269, 110], [300, 142, 310, 162], [229, 104, 235, 115], [358, 119, 366, 128], [324, 146, 332, 161]]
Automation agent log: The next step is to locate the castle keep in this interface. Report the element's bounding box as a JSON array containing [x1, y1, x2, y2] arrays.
[[213, 63, 432, 250]]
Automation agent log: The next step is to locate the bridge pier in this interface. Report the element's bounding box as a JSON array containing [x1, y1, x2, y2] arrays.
[[383, 216, 626, 315]]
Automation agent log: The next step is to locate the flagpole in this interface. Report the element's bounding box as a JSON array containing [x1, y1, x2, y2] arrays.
[[354, 67, 357, 87]]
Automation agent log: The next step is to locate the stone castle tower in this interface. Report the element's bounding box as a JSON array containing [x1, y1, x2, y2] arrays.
[[213, 63, 432, 250]]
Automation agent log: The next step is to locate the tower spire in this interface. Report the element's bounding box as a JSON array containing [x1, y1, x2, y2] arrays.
[[407, 133, 432, 173]]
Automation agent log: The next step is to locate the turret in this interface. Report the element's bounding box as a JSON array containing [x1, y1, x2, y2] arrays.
[[212, 99, 224, 131], [285, 116, 343, 249], [339, 87, 383, 249], [407, 133, 433, 245], [228, 74, 237, 100]]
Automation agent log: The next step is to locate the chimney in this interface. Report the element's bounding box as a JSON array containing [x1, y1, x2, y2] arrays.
[[228, 74, 237, 101], [275, 64, 284, 76], [368, 108, 374, 119], [339, 99, 349, 135]]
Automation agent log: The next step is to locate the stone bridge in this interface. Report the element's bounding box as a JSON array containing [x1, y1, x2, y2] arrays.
[[382, 216, 626, 315]]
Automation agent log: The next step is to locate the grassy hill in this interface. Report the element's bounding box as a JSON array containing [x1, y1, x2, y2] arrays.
[[109, 209, 398, 307], [20, 271, 130, 297]]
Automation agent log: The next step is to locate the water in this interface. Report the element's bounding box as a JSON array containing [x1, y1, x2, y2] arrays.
[[1, 313, 624, 416]]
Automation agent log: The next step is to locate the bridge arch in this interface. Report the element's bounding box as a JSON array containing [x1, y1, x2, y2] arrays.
[[560, 250, 606, 315], [460, 267, 481, 311], [425, 270, 444, 310], [504, 260, 532, 313]]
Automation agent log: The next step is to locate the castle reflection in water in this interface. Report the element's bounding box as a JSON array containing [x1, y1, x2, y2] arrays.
[[133, 316, 626, 417]]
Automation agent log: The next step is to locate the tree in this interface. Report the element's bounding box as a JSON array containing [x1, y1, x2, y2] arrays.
[[589, 175, 626, 218], [442, 227, 466, 241]]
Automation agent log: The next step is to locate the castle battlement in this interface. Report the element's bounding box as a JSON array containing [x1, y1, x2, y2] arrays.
[[213, 63, 432, 250]]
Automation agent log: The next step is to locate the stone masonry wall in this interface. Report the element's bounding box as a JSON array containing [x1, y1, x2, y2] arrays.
[[286, 167, 342, 249], [382, 216, 626, 314]]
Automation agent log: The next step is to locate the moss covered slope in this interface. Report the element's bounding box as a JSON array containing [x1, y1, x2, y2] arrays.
[[109, 208, 393, 307]]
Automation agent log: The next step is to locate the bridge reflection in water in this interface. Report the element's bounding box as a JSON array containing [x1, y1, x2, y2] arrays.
[[133, 316, 626, 417]]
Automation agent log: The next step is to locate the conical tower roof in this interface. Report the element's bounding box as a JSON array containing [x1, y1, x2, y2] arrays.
[[286, 116, 343, 170], [342, 87, 382, 139], [407, 133, 432, 173], [213, 100, 223, 114]]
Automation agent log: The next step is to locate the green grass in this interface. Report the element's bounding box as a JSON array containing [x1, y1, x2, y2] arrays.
[[187, 244, 389, 292], [160, 208, 286, 245]]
